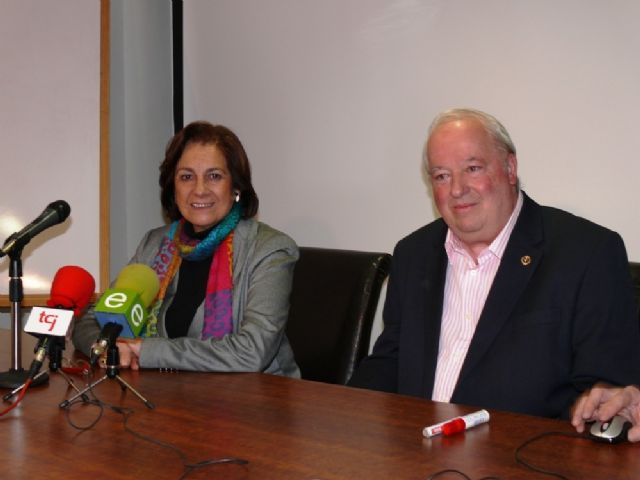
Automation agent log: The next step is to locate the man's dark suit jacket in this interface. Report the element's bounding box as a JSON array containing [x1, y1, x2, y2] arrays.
[[349, 192, 640, 418]]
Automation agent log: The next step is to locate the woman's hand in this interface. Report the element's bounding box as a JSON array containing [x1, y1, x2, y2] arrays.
[[115, 338, 143, 370]]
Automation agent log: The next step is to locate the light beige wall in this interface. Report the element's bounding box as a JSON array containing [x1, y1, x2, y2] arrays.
[[1, 0, 172, 331], [0, 0, 101, 297], [183, 0, 640, 262]]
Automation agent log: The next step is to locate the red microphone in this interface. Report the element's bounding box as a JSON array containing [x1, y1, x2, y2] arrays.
[[25, 266, 96, 380], [2, 266, 96, 405], [46, 265, 96, 315]]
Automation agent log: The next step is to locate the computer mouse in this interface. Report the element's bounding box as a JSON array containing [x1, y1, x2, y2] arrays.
[[588, 415, 632, 444]]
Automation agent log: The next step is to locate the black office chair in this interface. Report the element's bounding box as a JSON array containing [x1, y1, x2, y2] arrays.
[[286, 247, 392, 385]]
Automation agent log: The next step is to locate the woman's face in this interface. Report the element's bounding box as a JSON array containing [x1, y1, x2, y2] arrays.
[[174, 142, 236, 232]]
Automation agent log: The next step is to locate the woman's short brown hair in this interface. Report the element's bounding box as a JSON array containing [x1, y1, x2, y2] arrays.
[[159, 121, 259, 221]]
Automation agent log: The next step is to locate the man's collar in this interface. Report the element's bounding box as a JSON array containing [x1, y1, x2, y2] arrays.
[[445, 191, 524, 263]]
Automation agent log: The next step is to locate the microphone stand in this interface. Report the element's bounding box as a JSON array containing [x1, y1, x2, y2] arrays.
[[48, 337, 85, 393], [59, 340, 154, 409], [0, 245, 49, 389], [2, 337, 86, 402]]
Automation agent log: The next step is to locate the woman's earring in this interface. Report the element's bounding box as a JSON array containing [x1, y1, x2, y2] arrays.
[[235, 191, 240, 203]]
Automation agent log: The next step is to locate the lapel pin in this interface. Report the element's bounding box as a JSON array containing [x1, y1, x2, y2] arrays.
[[521, 255, 532, 266]]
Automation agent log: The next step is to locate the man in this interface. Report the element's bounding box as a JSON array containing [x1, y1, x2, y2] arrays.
[[572, 384, 640, 441], [348, 108, 640, 418]]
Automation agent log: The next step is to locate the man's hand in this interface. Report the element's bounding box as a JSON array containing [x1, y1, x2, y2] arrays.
[[571, 383, 640, 442]]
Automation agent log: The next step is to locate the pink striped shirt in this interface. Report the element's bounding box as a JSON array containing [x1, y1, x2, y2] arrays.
[[432, 192, 523, 402]]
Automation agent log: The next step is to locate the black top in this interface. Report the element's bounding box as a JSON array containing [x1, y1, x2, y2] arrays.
[[164, 223, 214, 338]]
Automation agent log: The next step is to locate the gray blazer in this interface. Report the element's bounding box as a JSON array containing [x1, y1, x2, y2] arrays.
[[72, 218, 300, 377]]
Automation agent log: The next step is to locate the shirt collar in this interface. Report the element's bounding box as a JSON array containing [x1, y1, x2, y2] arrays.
[[445, 191, 524, 263]]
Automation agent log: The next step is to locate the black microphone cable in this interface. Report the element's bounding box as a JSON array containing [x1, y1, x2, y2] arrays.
[[424, 429, 588, 480], [514, 430, 585, 479], [61, 368, 249, 479], [425, 470, 500, 480]]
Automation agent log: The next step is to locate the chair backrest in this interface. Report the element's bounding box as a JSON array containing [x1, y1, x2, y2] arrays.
[[286, 247, 391, 385], [630, 262, 640, 320]]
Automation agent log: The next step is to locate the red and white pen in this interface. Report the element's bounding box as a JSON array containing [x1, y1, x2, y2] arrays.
[[422, 409, 490, 438]]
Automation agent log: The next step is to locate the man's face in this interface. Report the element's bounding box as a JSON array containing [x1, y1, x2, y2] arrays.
[[426, 118, 518, 256]]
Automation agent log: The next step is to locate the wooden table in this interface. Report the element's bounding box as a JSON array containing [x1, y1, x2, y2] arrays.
[[0, 352, 637, 480]]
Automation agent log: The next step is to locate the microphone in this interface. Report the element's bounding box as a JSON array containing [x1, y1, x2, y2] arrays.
[[23, 265, 96, 380], [0, 200, 71, 258], [89, 322, 123, 366], [47, 265, 97, 316], [94, 264, 160, 338]]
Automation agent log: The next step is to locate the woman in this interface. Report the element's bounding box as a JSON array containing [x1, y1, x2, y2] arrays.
[[73, 122, 300, 377]]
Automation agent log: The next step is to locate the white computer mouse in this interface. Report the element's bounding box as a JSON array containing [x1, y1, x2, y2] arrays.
[[588, 415, 631, 444]]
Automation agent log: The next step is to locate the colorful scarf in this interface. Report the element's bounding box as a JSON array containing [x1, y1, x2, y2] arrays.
[[146, 203, 241, 339]]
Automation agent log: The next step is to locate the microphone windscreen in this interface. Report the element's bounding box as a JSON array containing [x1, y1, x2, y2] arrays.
[[113, 264, 160, 308], [48, 200, 71, 223], [46, 266, 96, 315]]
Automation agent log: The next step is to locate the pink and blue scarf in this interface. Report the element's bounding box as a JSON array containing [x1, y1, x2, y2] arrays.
[[146, 203, 241, 339]]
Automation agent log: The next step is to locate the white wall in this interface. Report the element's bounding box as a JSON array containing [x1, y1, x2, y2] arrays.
[[0, 0, 100, 297], [4, 2, 640, 346], [182, 0, 640, 263], [1, 0, 172, 330], [109, 0, 173, 278]]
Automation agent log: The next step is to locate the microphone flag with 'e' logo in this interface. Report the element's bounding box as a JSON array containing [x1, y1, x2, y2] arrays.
[[94, 264, 159, 338]]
